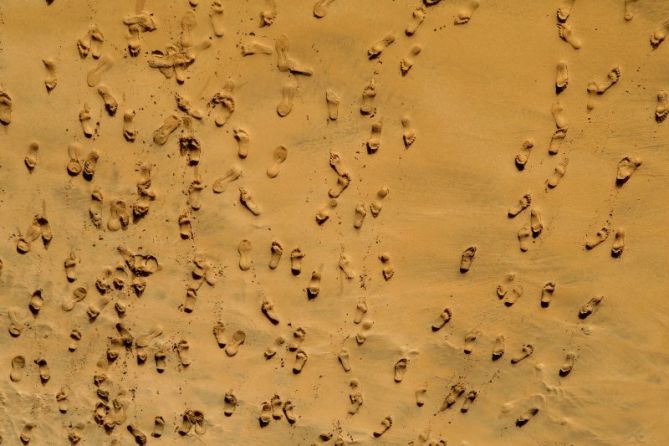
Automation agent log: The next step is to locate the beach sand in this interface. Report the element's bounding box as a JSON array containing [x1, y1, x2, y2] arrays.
[[1, 0, 668, 444]]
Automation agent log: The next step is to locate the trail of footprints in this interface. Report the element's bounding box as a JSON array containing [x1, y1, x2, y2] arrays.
[[0, 0, 659, 444]]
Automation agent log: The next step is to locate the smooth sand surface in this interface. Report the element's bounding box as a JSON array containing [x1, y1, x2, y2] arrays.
[[1, 0, 669, 444]]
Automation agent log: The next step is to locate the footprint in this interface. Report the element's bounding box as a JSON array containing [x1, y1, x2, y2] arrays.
[[107, 199, 130, 231], [306, 269, 322, 299], [557, 22, 582, 49], [20, 423, 36, 444], [353, 203, 367, 229], [43, 58, 57, 92], [394, 357, 409, 383], [0, 87, 12, 125], [239, 187, 261, 215], [616, 156, 641, 186], [174, 339, 191, 367], [136, 325, 163, 363], [624, 0, 638, 20], [514, 138, 534, 170], [549, 102, 568, 155], [261, 298, 280, 324], [62, 286, 87, 312], [360, 79, 377, 116], [237, 239, 252, 271], [461, 390, 478, 413], [338, 253, 355, 280], [270, 394, 283, 420], [69, 329, 82, 352], [212, 166, 242, 193], [258, 401, 271, 428], [651, 20, 669, 48], [497, 274, 523, 307], [24, 141, 39, 172], [540, 281, 556, 308], [492, 334, 505, 360], [154, 349, 167, 373], [188, 177, 204, 211], [293, 349, 308, 374], [370, 186, 389, 217], [266, 145, 288, 178], [224, 392, 238, 416], [510, 344, 534, 364], [348, 379, 364, 414], [97, 85, 118, 116], [328, 172, 351, 198], [277, 75, 298, 117], [35, 357, 50, 384], [354, 296, 367, 324], [400, 45, 422, 76], [355, 318, 374, 345], [518, 226, 531, 252], [179, 118, 201, 165], [225, 330, 246, 357], [545, 158, 568, 190], [611, 228, 625, 258], [559, 352, 576, 376], [578, 296, 603, 319], [366, 120, 383, 154], [210, 81, 235, 126], [556, 61, 568, 94], [516, 407, 540, 427], [78, 103, 96, 139], [587, 66, 621, 96], [368, 33, 395, 59], [530, 209, 543, 236], [399, 117, 417, 149], [122, 110, 138, 142], [274, 34, 313, 75], [313, 0, 335, 18], [83, 150, 100, 181], [290, 248, 304, 275], [415, 385, 427, 407], [440, 383, 465, 411], [268, 240, 283, 269], [127, 425, 147, 445], [56, 386, 69, 413], [406, 6, 427, 36], [431, 307, 452, 332], [153, 115, 181, 145], [379, 253, 394, 280], [233, 128, 250, 159], [29, 289, 45, 315], [454, 0, 480, 25], [176, 92, 203, 120], [10, 355, 26, 382], [87, 55, 113, 87], [337, 347, 351, 372], [372, 416, 393, 438], [212, 322, 226, 348], [585, 226, 609, 250], [241, 39, 274, 56], [656, 91, 669, 123], [325, 88, 340, 120], [463, 329, 480, 354], [8, 308, 26, 337], [210, 0, 224, 37], [260, 0, 277, 26], [178, 211, 193, 240], [283, 400, 297, 424], [507, 193, 531, 218], [557, 0, 575, 22], [459, 246, 476, 273]]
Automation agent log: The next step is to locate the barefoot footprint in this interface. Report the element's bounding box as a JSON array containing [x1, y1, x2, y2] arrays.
[[267, 145, 288, 178], [24, 141, 39, 172], [540, 281, 556, 308], [463, 329, 480, 354], [510, 344, 534, 364], [360, 79, 377, 116], [313, 0, 336, 18], [585, 226, 609, 250], [508, 193, 531, 218], [492, 334, 505, 360], [210, 0, 224, 37], [10, 355, 26, 382], [366, 120, 383, 154], [557, 22, 582, 49], [431, 307, 452, 331], [325, 88, 339, 120], [233, 128, 250, 159], [400, 45, 422, 76], [405, 6, 427, 36], [238, 239, 252, 271], [293, 349, 308, 374], [454, 0, 479, 24], [225, 330, 246, 357], [578, 296, 603, 319], [514, 139, 534, 170], [372, 416, 392, 438], [394, 357, 408, 383], [277, 75, 298, 117], [546, 158, 568, 190], [239, 187, 261, 216], [460, 246, 476, 273], [516, 407, 539, 427], [518, 226, 531, 252], [559, 352, 576, 376], [213, 166, 242, 193], [611, 228, 625, 258], [153, 115, 181, 145], [268, 240, 283, 269], [616, 156, 641, 186], [290, 248, 304, 275], [368, 33, 395, 59], [87, 55, 113, 87]]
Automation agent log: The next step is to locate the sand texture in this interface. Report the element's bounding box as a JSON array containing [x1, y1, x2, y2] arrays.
[[1, 0, 669, 444]]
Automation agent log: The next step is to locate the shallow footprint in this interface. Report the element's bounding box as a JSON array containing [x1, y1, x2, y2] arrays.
[[24, 141, 39, 172], [210, 0, 225, 37], [585, 226, 609, 250], [514, 139, 534, 170], [516, 407, 539, 427], [406, 6, 427, 36], [238, 239, 252, 271], [394, 357, 409, 383], [87, 55, 113, 87], [313, 0, 335, 18], [578, 296, 603, 319], [463, 329, 480, 354], [545, 158, 569, 190], [557, 22, 582, 49], [492, 334, 505, 360], [10, 355, 26, 382], [518, 226, 531, 252], [325, 88, 339, 120], [559, 352, 576, 376], [213, 166, 242, 193], [400, 45, 422, 76], [368, 33, 395, 59], [556, 61, 568, 94], [277, 75, 298, 117], [267, 145, 288, 178], [225, 330, 246, 357], [0, 87, 12, 125]]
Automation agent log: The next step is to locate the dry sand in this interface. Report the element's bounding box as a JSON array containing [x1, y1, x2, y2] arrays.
[[1, 0, 669, 444]]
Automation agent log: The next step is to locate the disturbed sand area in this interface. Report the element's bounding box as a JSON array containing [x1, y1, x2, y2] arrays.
[[1, 0, 669, 444]]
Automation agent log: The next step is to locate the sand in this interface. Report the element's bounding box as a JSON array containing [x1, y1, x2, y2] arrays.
[[1, 0, 669, 444]]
